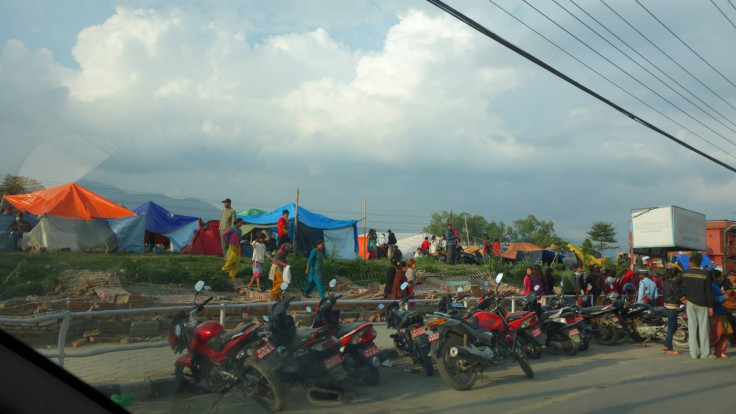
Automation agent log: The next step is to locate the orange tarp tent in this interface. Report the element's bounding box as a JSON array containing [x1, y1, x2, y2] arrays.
[[501, 242, 543, 260], [3, 182, 135, 220]]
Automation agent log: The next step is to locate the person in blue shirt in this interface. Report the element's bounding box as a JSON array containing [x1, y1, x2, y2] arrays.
[[637, 270, 658, 305], [303, 240, 326, 299], [710, 270, 732, 358]]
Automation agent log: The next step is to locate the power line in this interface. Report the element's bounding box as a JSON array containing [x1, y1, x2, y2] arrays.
[[600, 0, 736, 115], [567, 0, 736, 134], [425, 0, 736, 173], [712, 0, 736, 30], [525, 0, 736, 152], [635, 0, 736, 90], [485, 0, 736, 164]]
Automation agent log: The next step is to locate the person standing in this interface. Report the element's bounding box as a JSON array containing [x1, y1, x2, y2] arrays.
[[523, 267, 542, 295], [387, 229, 398, 262], [392, 261, 409, 300], [7, 212, 32, 251], [482, 238, 491, 262], [303, 240, 326, 299], [269, 243, 293, 300], [682, 253, 715, 359], [445, 223, 456, 266], [367, 229, 378, 260], [571, 264, 585, 295], [247, 233, 267, 292], [277, 210, 290, 246], [709, 270, 732, 358], [542, 267, 554, 295], [662, 267, 683, 355], [637, 270, 658, 305], [492, 239, 501, 259], [384, 261, 398, 299], [220, 218, 244, 280], [406, 259, 417, 285], [429, 235, 438, 256], [219, 198, 236, 258]]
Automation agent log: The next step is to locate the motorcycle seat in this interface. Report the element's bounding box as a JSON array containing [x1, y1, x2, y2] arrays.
[[580, 305, 611, 316], [647, 307, 668, 318], [294, 327, 321, 346], [506, 311, 528, 322], [222, 322, 257, 343], [541, 308, 563, 321]]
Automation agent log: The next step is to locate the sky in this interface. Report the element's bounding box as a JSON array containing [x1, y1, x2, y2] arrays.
[[2, 0, 736, 249]]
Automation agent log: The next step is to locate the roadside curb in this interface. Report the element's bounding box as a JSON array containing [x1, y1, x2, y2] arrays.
[[93, 377, 179, 400]]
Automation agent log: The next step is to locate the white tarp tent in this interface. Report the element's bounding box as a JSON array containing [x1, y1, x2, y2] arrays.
[[23, 214, 117, 252]]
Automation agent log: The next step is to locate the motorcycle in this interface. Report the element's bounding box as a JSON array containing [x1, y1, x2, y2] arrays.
[[617, 290, 688, 348], [261, 283, 347, 393], [546, 282, 591, 351], [426, 273, 534, 391], [168, 281, 284, 412], [521, 286, 579, 356], [309, 282, 382, 386], [381, 282, 434, 376]]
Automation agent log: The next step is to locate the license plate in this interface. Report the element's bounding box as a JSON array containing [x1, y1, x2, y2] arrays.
[[568, 328, 580, 336], [611, 316, 619, 322], [255, 341, 276, 360], [410, 326, 426, 338], [575, 316, 584, 323], [363, 345, 379, 358], [531, 328, 542, 338], [428, 332, 440, 344], [324, 354, 343, 370]]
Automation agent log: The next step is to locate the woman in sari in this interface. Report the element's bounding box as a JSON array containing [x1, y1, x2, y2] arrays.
[[269, 243, 294, 300]]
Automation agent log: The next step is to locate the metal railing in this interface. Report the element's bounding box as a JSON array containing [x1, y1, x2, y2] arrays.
[[0, 294, 566, 368]]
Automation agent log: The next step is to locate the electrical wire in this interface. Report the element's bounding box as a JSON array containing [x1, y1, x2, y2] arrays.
[[426, 0, 736, 173], [567, 0, 736, 134], [600, 0, 736, 114], [712, 0, 736, 30], [526, 0, 736, 151], [635, 0, 736, 90]]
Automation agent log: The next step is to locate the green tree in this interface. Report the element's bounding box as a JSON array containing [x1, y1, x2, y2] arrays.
[[423, 211, 512, 244], [0, 174, 44, 196], [511, 215, 556, 247], [586, 221, 618, 251], [548, 235, 568, 264], [581, 238, 595, 270]]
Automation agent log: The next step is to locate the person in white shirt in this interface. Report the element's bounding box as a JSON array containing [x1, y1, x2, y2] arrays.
[[247, 233, 267, 292], [429, 235, 438, 255]]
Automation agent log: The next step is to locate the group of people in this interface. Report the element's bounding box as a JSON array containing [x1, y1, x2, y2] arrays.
[[383, 259, 419, 300], [366, 229, 398, 261]]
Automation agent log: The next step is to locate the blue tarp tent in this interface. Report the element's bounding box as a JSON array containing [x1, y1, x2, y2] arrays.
[[672, 253, 712, 270], [239, 203, 358, 259], [106, 215, 146, 253], [133, 201, 201, 252]]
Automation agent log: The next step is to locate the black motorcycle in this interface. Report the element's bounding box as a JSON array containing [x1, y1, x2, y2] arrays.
[[521, 289, 579, 356], [383, 291, 434, 376], [617, 293, 688, 348]]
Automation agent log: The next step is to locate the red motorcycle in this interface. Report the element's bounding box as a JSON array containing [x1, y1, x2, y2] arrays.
[[427, 274, 535, 391], [168, 281, 284, 412]]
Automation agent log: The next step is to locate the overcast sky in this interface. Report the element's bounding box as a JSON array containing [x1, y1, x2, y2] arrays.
[[2, 0, 736, 248]]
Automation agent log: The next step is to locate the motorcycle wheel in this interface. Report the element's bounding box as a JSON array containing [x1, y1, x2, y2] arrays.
[[672, 318, 689, 350], [616, 327, 631, 344], [520, 334, 542, 359], [363, 365, 380, 386], [242, 358, 285, 412], [419, 345, 435, 377], [174, 364, 204, 393], [595, 324, 619, 346], [436, 336, 478, 391], [579, 335, 590, 352], [513, 342, 534, 379], [630, 328, 646, 343], [563, 339, 578, 356]]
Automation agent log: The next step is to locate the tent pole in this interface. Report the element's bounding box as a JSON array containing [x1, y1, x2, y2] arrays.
[[363, 200, 367, 259], [295, 188, 299, 251]]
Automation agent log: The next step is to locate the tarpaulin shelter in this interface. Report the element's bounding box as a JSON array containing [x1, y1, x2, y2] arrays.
[[238, 208, 265, 217], [239, 203, 358, 259], [22, 214, 118, 252], [3, 183, 134, 220], [132, 201, 200, 252], [501, 242, 543, 260], [105, 215, 146, 253], [566, 244, 602, 267], [181, 220, 223, 256]]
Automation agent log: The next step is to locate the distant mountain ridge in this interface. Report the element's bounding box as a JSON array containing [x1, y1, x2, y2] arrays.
[[77, 180, 221, 221]]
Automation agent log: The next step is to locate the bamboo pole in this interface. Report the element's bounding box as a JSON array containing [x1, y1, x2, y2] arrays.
[[294, 188, 299, 250], [464, 217, 470, 246], [363, 200, 367, 258]]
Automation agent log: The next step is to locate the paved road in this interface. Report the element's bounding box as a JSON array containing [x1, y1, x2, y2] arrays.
[[128, 335, 735, 414]]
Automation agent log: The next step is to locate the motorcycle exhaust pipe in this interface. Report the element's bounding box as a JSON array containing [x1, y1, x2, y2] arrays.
[[449, 345, 494, 362]]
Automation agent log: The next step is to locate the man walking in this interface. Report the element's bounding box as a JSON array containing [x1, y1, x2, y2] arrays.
[[219, 198, 236, 258], [682, 253, 715, 359], [387, 229, 398, 262]]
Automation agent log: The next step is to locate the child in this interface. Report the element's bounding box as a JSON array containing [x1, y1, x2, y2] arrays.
[[247, 233, 266, 292]]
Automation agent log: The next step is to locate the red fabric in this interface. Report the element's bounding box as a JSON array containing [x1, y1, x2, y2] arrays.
[[392, 270, 408, 300], [421, 240, 430, 251], [3, 182, 134, 220], [493, 242, 501, 257], [277, 217, 288, 236]]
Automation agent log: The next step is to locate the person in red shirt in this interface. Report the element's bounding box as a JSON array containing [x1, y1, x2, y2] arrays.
[[483, 238, 491, 261], [420, 237, 430, 254], [492, 239, 501, 257], [277, 210, 290, 246]]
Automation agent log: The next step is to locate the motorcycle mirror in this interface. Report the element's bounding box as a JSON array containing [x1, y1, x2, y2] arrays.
[[378, 304, 385, 310], [194, 281, 205, 292], [262, 315, 269, 322], [457, 287, 464, 293], [495, 273, 503, 284], [305, 307, 312, 313], [400, 281, 409, 291], [175, 324, 182, 337], [534, 285, 540, 292], [329, 279, 337, 288], [280, 282, 289, 291]]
